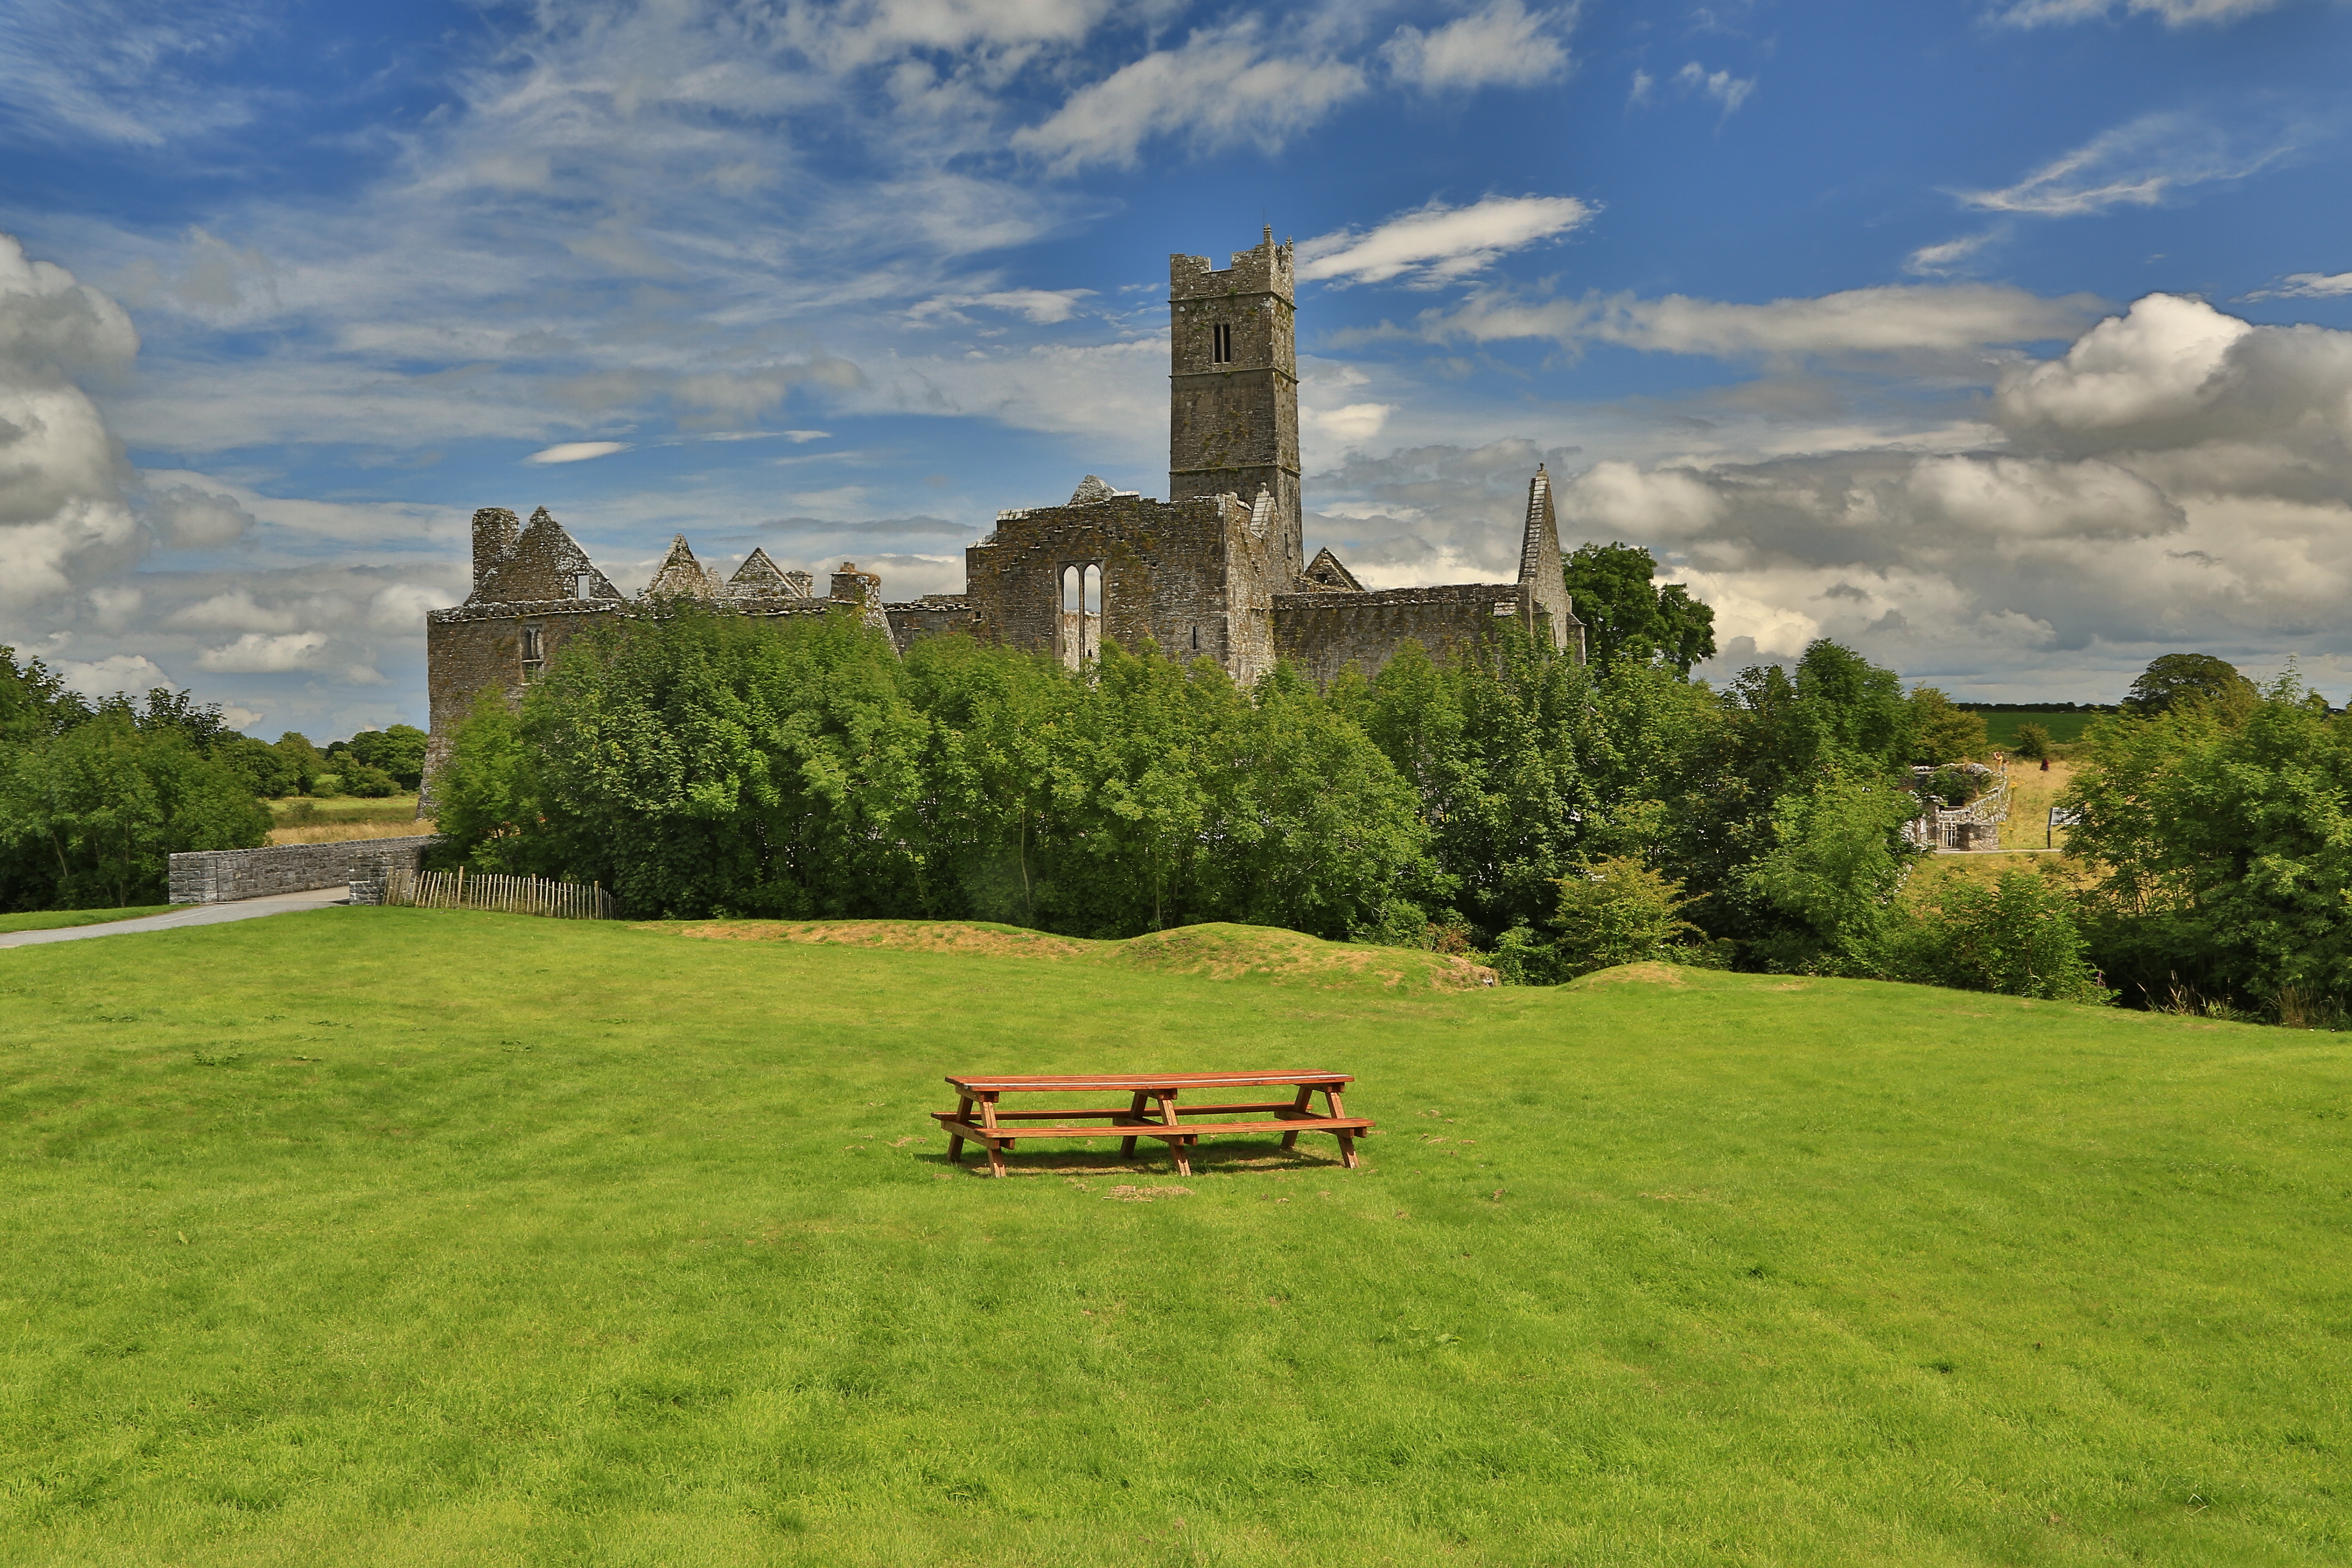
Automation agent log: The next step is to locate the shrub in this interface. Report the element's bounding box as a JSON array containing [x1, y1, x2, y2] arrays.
[[344, 765, 401, 797], [1896, 870, 2110, 1004]]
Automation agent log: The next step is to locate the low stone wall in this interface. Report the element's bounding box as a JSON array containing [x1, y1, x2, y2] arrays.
[[168, 836, 441, 905]]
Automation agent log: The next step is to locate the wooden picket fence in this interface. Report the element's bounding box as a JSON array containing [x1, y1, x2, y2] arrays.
[[382, 865, 614, 920]]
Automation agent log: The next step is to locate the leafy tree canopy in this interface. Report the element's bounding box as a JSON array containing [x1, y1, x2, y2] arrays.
[[1561, 542, 1717, 675], [2124, 653, 2257, 719]]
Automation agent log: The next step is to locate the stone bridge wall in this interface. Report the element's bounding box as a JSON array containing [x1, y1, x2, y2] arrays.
[[168, 836, 441, 906]]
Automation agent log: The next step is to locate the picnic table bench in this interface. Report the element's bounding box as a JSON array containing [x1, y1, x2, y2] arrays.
[[933, 1072, 1374, 1178]]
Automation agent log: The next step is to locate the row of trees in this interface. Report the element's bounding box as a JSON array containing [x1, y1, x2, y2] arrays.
[[429, 586, 2109, 1005], [0, 648, 430, 911]]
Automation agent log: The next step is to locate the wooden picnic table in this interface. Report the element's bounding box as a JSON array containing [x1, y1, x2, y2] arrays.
[[933, 1071, 1374, 1178]]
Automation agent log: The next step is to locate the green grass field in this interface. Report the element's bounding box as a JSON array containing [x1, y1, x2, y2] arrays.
[[1963, 710, 2107, 749], [0, 905, 174, 935], [3, 911, 2345, 1565], [267, 793, 423, 821]]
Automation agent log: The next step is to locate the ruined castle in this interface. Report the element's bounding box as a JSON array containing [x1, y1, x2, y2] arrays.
[[425, 227, 1583, 787]]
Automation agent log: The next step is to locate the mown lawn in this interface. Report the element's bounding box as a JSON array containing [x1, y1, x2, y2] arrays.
[[0, 906, 175, 935], [1, 909, 2345, 1566]]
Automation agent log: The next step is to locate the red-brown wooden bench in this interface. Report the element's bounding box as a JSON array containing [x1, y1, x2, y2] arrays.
[[932, 1072, 1374, 1178]]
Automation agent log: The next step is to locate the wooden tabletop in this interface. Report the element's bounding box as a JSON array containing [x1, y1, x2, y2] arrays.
[[944, 1071, 1352, 1094]]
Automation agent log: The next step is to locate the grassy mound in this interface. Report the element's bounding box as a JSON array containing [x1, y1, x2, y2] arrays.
[[2, 907, 2345, 1564], [667, 916, 1499, 991]]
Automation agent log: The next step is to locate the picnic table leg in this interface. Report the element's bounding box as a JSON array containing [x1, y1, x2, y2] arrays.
[[1119, 1090, 1148, 1158], [1279, 1083, 1313, 1152], [978, 1094, 1008, 1178], [946, 1095, 972, 1165], [1325, 1086, 1360, 1170], [1157, 1091, 1192, 1178]]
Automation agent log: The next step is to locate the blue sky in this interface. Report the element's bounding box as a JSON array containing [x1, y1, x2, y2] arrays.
[[2, 0, 2350, 739]]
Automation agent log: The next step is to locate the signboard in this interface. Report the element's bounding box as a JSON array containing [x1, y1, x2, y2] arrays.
[[2047, 806, 2080, 849]]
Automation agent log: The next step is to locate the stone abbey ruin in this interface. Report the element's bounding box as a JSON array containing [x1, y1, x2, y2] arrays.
[[426, 227, 1585, 783]]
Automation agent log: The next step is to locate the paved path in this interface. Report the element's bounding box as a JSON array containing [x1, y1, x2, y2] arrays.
[[0, 886, 352, 950]]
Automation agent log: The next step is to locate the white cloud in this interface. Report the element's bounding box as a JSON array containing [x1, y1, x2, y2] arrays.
[[527, 441, 634, 464], [911, 288, 1097, 324], [1989, 0, 2294, 27], [1299, 195, 1596, 287], [1011, 20, 1367, 170], [1414, 282, 2095, 359], [1557, 461, 1727, 540], [218, 704, 265, 731], [1903, 229, 2005, 277], [1958, 111, 2295, 217], [1996, 293, 2252, 432], [196, 630, 333, 673], [51, 652, 171, 699], [2243, 270, 2352, 302], [1381, 1, 1574, 91], [1303, 401, 1395, 451], [145, 482, 256, 547], [1628, 69, 1653, 105], [170, 589, 303, 635], [1673, 61, 1756, 116]]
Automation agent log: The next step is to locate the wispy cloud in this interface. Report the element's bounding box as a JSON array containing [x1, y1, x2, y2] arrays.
[[2242, 270, 2352, 301], [1674, 61, 1756, 117], [527, 441, 633, 464], [1958, 111, 2297, 216], [1298, 195, 1596, 287], [1903, 228, 2007, 277], [1988, 0, 2296, 28], [1381, 1, 1575, 91], [1402, 282, 2097, 360]]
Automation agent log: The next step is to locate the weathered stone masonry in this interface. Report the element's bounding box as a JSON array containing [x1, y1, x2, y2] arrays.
[[422, 225, 1584, 800], [169, 836, 439, 905]]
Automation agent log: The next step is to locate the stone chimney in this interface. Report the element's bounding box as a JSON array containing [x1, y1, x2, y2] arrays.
[[471, 507, 521, 596]]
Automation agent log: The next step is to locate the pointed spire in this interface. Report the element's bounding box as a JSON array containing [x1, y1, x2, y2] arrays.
[[1070, 474, 1116, 505]]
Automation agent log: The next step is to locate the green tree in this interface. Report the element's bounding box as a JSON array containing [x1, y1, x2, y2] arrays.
[[1545, 856, 1702, 978], [273, 733, 326, 795], [2063, 673, 2352, 1014], [345, 724, 429, 790], [1739, 775, 1923, 975], [216, 735, 297, 797], [2124, 653, 2256, 719], [1561, 542, 1717, 675], [2011, 723, 2055, 768], [0, 646, 92, 744], [0, 715, 270, 909], [1908, 686, 1987, 764]]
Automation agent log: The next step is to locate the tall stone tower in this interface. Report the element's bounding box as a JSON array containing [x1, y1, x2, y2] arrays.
[[1169, 227, 1303, 590]]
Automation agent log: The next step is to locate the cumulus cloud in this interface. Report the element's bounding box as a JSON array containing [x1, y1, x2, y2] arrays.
[[51, 651, 172, 698], [1298, 195, 1596, 287], [1958, 111, 2296, 217], [1380, 1, 1574, 90], [1995, 292, 2251, 433], [195, 630, 333, 673], [145, 482, 256, 547], [0, 233, 145, 607]]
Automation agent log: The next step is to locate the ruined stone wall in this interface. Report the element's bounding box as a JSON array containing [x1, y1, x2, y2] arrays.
[[423, 599, 621, 809], [169, 835, 439, 905], [965, 492, 1280, 682], [1272, 584, 1535, 688], [886, 596, 978, 652]]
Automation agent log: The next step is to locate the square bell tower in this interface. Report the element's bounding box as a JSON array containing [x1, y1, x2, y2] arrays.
[[1169, 227, 1303, 590]]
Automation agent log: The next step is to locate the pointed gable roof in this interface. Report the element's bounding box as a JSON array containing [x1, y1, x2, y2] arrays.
[[1301, 547, 1364, 592], [643, 534, 722, 600], [471, 506, 618, 604], [726, 546, 808, 598]]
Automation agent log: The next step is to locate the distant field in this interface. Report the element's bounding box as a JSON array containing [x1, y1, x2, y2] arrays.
[[2, 911, 2344, 1564], [264, 793, 428, 845], [1962, 708, 2108, 748]]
